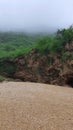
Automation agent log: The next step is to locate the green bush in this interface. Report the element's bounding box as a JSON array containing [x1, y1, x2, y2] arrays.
[[0, 75, 6, 82], [35, 26, 73, 55], [35, 36, 53, 54], [0, 61, 16, 75]]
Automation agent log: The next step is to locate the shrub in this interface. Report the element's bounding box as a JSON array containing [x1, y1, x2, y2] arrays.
[[0, 75, 6, 82]]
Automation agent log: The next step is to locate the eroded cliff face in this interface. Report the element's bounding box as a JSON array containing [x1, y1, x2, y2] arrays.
[[13, 47, 73, 87], [0, 42, 73, 87]]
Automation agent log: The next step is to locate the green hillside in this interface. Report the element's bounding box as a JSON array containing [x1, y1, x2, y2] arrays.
[[0, 26, 73, 60], [0, 32, 36, 58]]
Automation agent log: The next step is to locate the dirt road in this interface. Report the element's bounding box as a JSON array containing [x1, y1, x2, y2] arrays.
[[0, 82, 73, 130]]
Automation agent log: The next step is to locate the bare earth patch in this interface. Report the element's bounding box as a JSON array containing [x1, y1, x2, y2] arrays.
[[0, 82, 73, 130]]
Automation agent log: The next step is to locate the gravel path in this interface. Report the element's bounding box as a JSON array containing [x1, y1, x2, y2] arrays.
[[0, 82, 73, 130]]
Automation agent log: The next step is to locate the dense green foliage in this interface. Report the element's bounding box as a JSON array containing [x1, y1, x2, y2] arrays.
[[0, 26, 73, 59], [35, 26, 73, 54], [0, 32, 36, 58]]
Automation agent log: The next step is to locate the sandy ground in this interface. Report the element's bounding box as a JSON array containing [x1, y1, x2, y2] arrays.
[[0, 82, 73, 130]]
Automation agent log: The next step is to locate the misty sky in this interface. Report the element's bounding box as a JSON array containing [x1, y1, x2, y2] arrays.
[[0, 0, 73, 32]]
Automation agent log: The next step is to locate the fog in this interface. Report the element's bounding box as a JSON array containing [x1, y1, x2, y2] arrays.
[[0, 0, 73, 33]]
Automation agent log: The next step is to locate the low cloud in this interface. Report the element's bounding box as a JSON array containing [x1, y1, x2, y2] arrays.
[[0, 0, 73, 32]]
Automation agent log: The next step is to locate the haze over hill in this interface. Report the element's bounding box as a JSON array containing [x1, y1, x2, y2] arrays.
[[0, 0, 73, 33]]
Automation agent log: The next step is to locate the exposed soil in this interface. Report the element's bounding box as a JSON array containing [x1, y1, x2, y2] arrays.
[[0, 43, 73, 86], [0, 82, 73, 130]]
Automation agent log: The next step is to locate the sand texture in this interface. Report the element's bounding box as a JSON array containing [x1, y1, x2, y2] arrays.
[[0, 82, 73, 130]]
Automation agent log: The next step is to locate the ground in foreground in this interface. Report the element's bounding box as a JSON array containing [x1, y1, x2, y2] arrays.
[[0, 82, 73, 130]]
